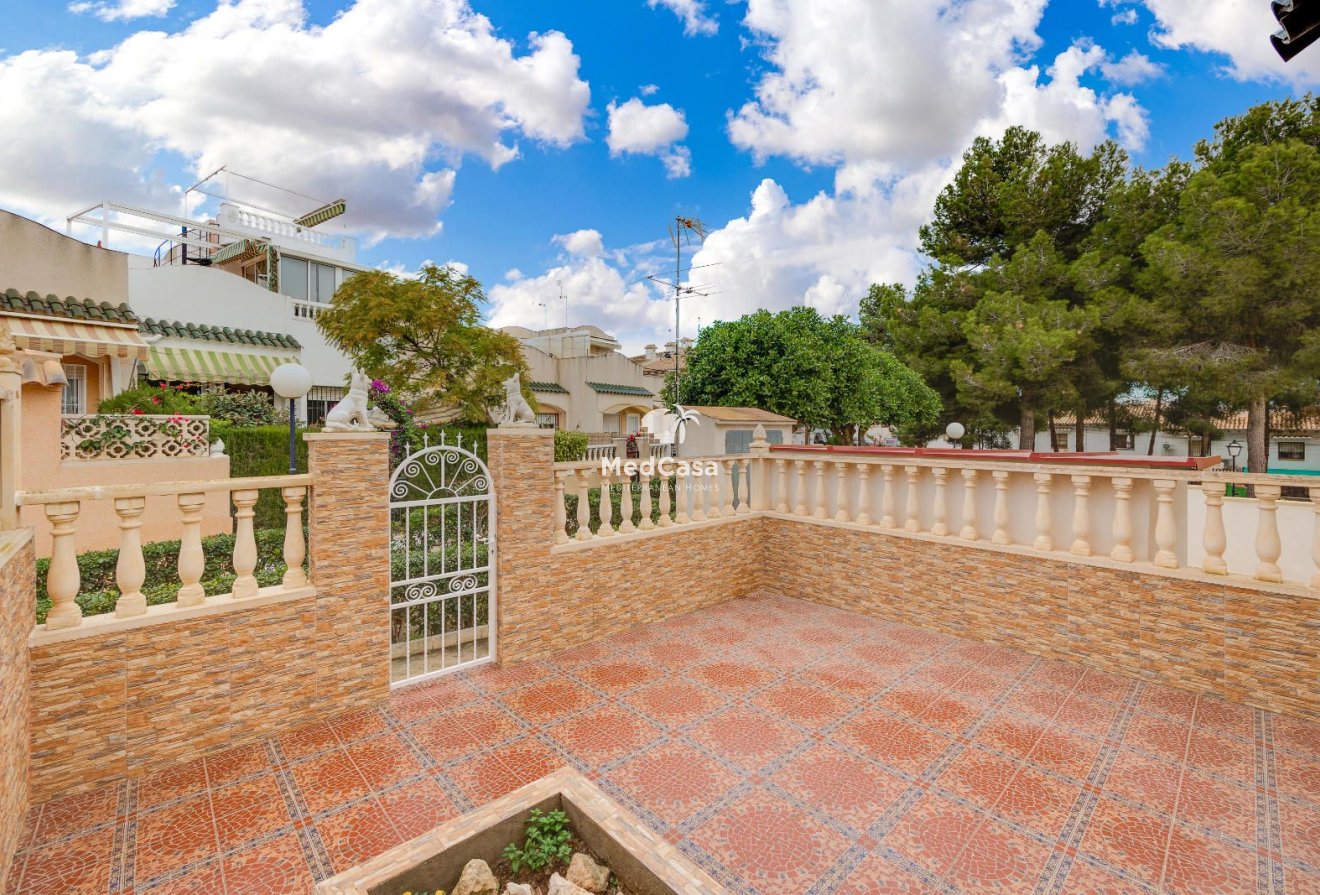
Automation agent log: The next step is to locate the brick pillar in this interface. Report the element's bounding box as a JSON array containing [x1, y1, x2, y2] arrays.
[[0, 529, 32, 889], [487, 426, 555, 663], [305, 431, 392, 711]]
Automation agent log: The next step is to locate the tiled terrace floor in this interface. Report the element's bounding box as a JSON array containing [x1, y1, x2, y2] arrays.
[[7, 594, 1320, 895]]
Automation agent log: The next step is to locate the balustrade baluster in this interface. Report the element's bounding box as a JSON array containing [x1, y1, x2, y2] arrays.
[[638, 468, 655, 530], [575, 469, 593, 540], [834, 462, 850, 521], [1153, 479, 1179, 569], [1070, 475, 1092, 557], [706, 463, 723, 519], [774, 459, 789, 513], [231, 489, 260, 597], [992, 471, 1010, 545], [794, 460, 808, 517], [675, 467, 692, 525], [281, 486, 308, 588], [931, 467, 949, 536], [1200, 480, 1228, 575], [1110, 478, 1134, 562], [880, 464, 896, 529], [904, 466, 921, 532], [1032, 473, 1053, 551], [690, 466, 708, 522], [1311, 486, 1320, 589], [554, 471, 569, 544], [960, 469, 979, 541], [113, 496, 148, 617], [658, 469, 673, 527], [44, 502, 82, 630], [812, 461, 828, 519], [597, 472, 616, 536], [619, 469, 636, 533], [176, 492, 207, 607], [726, 460, 739, 515], [1254, 484, 1283, 582], [738, 458, 752, 514], [856, 463, 873, 525]]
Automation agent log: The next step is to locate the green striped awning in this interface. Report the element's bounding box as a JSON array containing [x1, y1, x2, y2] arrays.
[[146, 346, 297, 386], [294, 200, 347, 228], [210, 238, 267, 266]]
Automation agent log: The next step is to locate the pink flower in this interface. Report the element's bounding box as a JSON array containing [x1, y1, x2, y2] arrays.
[[131, 408, 144, 415], [370, 379, 390, 394]]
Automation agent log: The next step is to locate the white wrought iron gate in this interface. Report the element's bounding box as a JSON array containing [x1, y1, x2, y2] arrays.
[[389, 434, 496, 686]]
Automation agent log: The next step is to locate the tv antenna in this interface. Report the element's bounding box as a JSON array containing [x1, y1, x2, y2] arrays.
[[556, 279, 568, 328], [645, 216, 709, 404]]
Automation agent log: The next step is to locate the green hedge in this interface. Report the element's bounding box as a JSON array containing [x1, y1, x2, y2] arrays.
[[554, 430, 588, 462], [212, 422, 309, 530], [34, 527, 295, 624]]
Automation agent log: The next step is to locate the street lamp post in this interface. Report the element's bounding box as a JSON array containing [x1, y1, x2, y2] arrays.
[[945, 421, 966, 449], [1226, 439, 1243, 473], [270, 363, 313, 475]]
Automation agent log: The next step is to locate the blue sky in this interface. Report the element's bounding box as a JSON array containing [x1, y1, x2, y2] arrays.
[[0, 0, 1315, 351]]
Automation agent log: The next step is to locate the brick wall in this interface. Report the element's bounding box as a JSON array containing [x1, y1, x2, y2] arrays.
[[761, 517, 1320, 721], [488, 429, 763, 664], [26, 432, 391, 802], [0, 530, 32, 891]]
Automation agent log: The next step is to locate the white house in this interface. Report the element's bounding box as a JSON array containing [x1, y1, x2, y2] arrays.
[[676, 406, 797, 457]]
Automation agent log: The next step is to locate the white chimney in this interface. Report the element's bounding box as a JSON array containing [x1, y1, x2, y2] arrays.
[[644, 343, 657, 360]]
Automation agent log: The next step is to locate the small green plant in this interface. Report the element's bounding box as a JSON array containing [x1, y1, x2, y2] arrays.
[[501, 808, 572, 875]]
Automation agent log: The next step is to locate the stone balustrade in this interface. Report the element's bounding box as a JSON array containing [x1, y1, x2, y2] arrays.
[[553, 455, 753, 543], [17, 474, 313, 632], [553, 444, 1320, 592]]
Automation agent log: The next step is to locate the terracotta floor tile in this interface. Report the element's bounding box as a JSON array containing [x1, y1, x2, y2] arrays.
[[883, 793, 983, 879], [752, 681, 854, 730], [1000, 682, 1065, 722], [315, 799, 404, 874], [623, 678, 725, 726], [134, 793, 220, 884], [1028, 659, 1087, 692], [204, 743, 272, 788], [1277, 752, 1320, 804], [880, 683, 944, 719], [1193, 697, 1256, 742], [210, 774, 292, 851], [387, 676, 479, 724], [1074, 669, 1136, 703], [485, 737, 566, 787], [833, 712, 952, 776], [935, 747, 1019, 812], [570, 659, 664, 694], [688, 708, 807, 772], [330, 708, 390, 745], [1104, 749, 1181, 816], [686, 659, 778, 695], [688, 790, 850, 895], [837, 853, 944, 893], [1174, 769, 1257, 843], [636, 638, 710, 671], [1028, 727, 1104, 781], [946, 816, 1053, 892], [15, 827, 116, 895], [289, 751, 374, 815], [1184, 730, 1254, 783], [608, 741, 742, 826], [848, 641, 923, 671], [1136, 684, 1199, 722], [499, 678, 599, 724], [375, 778, 458, 840], [221, 831, 316, 895], [138, 858, 226, 894], [546, 704, 663, 765], [991, 763, 1081, 840], [1078, 798, 1169, 887], [1279, 796, 1320, 868], [919, 693, 983, 736], [771, 744, 908, 829], [973, 716, 1047, 761], [1124, 712, 1192, 763], [1276, 716, 1320, 758], [275, 721, 340, 762], [138, 759, 209, 812], [1056, 694, 1123, 737], [798, 659, 893, 698], [1055, 858, 1152, 894], [445, 748, 527, 806], [1161, 823, 1258, 895], [469, 660, 552, 693], [1284, 867, 1320, 895], [344, 734, 425, 789], [31, 783, 121, 844]]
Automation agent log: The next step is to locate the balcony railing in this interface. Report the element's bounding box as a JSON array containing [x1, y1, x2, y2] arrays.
[[60, 414, 211, 461]]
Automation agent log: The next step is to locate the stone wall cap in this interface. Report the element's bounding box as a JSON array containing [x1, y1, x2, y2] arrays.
[[0, 526, 33, 565], [489, 426, 554, 437], [303, 431, 393, 442]]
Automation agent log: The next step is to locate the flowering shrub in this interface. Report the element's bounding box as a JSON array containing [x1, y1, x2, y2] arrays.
[[198, 388, 288, 427], [97, 384, 202, 416]]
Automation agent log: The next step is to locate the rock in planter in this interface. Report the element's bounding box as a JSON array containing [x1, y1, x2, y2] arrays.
[[505, 884, 537, 895], [565, 853, 611, 893], [453, 859, 499, 895], [546, 872, 593, 895]]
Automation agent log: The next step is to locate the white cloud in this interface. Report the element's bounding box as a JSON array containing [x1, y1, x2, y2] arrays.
[[1100, 50, 1164, 85], [639, 83, 660, 96], [606, 97, 693, 178], [1111, 9, 1138, 25], [1139, 0, 1320, 86], [1, 0, 591, 241], [69, 0, 175, 20], [646, 0, 718, 36], [555, 229, 606, 258]]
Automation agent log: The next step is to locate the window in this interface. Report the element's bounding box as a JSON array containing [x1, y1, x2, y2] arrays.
[[625, 412, 641, 433], [1113, 432, 1134, 450], [61, 364, 86, 415], [313, 262, 337, 303], [1279, 441, 1306, 461], [536, 412, 559, 429], [1051, 431, 1070, 451], [306, 386, 345, 425], [280, 257, 308, 301], [1188, 439, 1208, 458]]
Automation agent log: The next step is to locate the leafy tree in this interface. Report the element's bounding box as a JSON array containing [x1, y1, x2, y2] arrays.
[[317, 264, 529, 423], [1138, 137, 1320, 472], [668, 307, 940, 439]]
